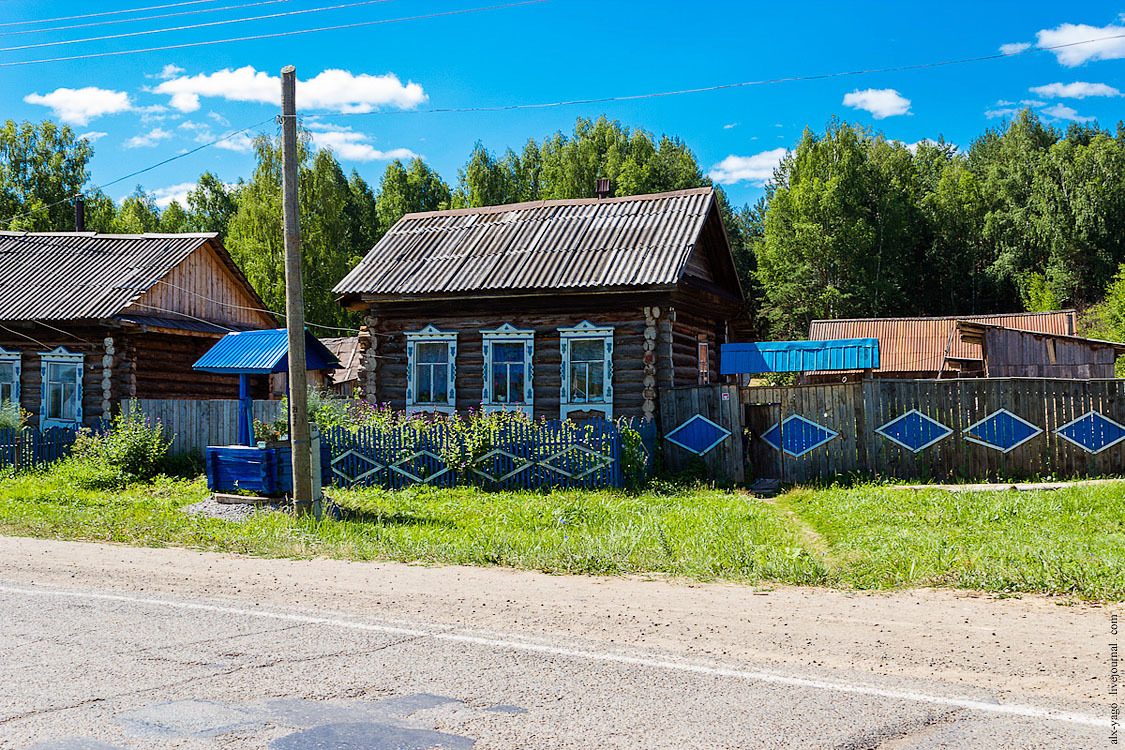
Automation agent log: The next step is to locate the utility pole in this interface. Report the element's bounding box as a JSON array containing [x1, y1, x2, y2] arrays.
[[280, 65, 318, 520]]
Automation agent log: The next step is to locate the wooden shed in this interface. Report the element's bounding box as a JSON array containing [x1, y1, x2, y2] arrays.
[[955, 321, 1125, 378], [0, 231, 275, 428], [333, 187, 747, 422]]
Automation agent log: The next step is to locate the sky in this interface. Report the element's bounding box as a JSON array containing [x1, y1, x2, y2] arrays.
[[2, 0, 1124, 214]]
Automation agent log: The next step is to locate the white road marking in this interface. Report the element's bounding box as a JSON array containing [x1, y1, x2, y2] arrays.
[[0, 583, 1107, 728]]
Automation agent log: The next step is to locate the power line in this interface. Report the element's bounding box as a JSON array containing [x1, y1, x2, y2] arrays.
[[0, 0, 551, 66], [0, 0, 294, 39], [311, 32, 1125, 119], [0, 0, 224, 28], [0, 0, 398, 53], [0, 117, 275, 226]]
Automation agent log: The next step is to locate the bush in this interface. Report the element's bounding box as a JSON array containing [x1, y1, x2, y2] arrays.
[[0, 400, 29, 430], [59, 403, 172, 489]]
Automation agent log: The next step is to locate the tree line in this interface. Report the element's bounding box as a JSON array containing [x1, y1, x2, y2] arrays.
[[3, 111, 1125, 341]]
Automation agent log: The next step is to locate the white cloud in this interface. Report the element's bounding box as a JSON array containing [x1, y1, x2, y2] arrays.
[[78, 131, 108, 142], [149, 64, 185, 80], [23, 86, 132, 126], [125, 127, 173, 148], [995, 99, 1016, 106], [309, 128, 417, 162], [305, 120, 352, 132], [1029, 81, 1122, 98], [985, 107, 1020, 119], [213, 132, 254, 153], [706, 148, 787, 186], [723, 122, 738, 129], [207, 111, 230, 126], [153, 65, 426, 113], [1020, 99, 1046, 106], [1041, 103, 1095, 122], [1037, 23, 1125, 66], [151, 182, 195, 208], [1000, 42, 1031, 55], [842, 88, 911, 119]]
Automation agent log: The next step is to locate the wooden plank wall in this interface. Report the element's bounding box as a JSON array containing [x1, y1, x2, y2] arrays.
[[707, 378, 1125, 482], [659, 384, 744, 482], [125, 399, 286, 455]]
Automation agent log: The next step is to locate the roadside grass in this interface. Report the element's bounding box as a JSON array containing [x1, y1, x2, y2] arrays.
[[0, 470, 827, 585], [779, 483, 1125, 600], [2, 467, 1123, 599]]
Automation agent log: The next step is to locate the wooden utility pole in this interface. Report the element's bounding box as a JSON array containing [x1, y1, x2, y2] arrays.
[[280, 65, 318, 519]]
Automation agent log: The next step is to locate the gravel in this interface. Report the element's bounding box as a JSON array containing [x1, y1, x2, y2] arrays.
[[179, 496, 285, 522]]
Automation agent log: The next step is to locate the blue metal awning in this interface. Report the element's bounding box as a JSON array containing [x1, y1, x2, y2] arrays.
[[720, 339, 879, 375], [193, 328, 340, 374]]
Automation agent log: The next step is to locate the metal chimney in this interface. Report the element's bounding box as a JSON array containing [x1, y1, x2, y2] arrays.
[[595, 178, 611, 199], [74, 196, 85, 232]]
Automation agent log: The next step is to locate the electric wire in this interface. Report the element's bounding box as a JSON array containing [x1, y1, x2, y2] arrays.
[[0, 0, 224, 28], [0, 0, 398, 53], [0, 0, 294, 39], [0, 0, 551, 66]]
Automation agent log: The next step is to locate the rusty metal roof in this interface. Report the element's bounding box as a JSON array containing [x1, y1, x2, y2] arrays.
[[0, 231, 217, 321], [321, 336, 360, 385], [808, 311, 1076, 374], [333, 187, 717, 298]]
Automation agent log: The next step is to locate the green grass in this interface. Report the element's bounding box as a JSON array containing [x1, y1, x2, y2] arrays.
[[1, 468, 1123, 599]]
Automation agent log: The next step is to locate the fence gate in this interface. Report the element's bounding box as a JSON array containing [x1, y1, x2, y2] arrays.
[[744, 402, 782, 481], [659, 384, 745, 482]]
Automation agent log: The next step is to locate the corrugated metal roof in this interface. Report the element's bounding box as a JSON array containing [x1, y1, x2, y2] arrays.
[[808, 311, 1076, 374], [193, 329, 339, 374], [721, 339, 880, 374], [321, 336, 360, 384], [333, 188, 716, 297], [116, 314, 258, 334], [0, 231, 219, 320]]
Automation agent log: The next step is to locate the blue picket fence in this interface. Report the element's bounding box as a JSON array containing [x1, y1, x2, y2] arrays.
[[0, 426, 83, 470], [321, 417, 625, 490]]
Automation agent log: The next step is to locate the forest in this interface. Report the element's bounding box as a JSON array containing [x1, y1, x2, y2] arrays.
[[2, 111, 1125, 342]]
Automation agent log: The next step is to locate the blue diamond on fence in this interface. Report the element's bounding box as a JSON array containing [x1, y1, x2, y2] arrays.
[[664, 414, 731, 456], [1054, 411, 1125, 454], [875, 409, 952, 453], [759, 415, 838, 458], [963, 409, 1042, 453]]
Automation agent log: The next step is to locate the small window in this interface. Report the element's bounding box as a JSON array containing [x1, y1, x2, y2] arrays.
[[481, 324, 534, 415], [405, 326, 457, 414], [39, 347, 83, 428], [0, 347, 19, 406], [559, 321, 613, 420], [698, 341, 710, 385]]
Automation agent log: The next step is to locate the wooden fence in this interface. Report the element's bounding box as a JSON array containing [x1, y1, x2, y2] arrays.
[[124, 399, 285, 455], [0, 426, 84, 470], [662, 378, 1125, 482], [321, 418, 623, 490]]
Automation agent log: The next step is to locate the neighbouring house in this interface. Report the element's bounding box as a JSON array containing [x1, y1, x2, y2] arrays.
[[321, 336, 361, 397], [0, 231, 276, 429], [955, 321, 1125, 378], [806, 310, 1079, 381], [332, 187, 747, 421]]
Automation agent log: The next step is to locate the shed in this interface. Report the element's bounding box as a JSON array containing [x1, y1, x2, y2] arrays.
[[193, 329, 338, 444], [955, 321, 1125, 379], [721, 339, 879, 375]]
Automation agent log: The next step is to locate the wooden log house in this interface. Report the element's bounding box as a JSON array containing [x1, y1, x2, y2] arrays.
[[0, 231, 275, 429], [333, 187, 748, 422]]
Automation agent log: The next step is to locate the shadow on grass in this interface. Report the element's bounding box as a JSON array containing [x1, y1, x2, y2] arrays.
[[328, 504, 456, 529]]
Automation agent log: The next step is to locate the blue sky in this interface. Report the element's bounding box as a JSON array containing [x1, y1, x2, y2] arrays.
[[2, 0, 1125, 212]]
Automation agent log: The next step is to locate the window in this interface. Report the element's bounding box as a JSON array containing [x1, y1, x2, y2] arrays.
[[40, 347, 83, 428], [481, 324, 534, 415], [0, 347, 19, 407], [698, 341, 710, 385], [559, 321, 613, 420], [405, 326, 457, 414]]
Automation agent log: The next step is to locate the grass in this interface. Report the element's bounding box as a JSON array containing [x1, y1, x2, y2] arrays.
[[1, 467, 1123, 599]]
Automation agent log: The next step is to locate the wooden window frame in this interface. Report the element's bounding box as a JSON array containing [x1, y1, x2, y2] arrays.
[[405, 325, 457, 415], [698, 340, 710, 385], [480, 323, 534, 416], [558, 321, 613, 420], [0, 346, 20, 408], [40, 347, 83, 428]]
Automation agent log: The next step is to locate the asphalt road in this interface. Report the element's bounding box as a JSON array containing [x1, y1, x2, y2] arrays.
[[0, 537, 1117, 749]]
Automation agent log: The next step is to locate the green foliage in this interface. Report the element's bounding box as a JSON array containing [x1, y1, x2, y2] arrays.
[[186, 172, 240, 239], [113, 186, 160, 233], [59, 403, 171, 489], [0, 400, 27, 430], [375, 158, 451, 235], [0, 120, 94, 231]]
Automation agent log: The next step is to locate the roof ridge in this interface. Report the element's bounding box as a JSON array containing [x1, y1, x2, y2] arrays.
[[397, 186, 714, 221], [810, 310, 1077, 324]]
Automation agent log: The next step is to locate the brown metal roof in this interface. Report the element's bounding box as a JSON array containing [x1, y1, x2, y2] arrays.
[[321, 336, 360, 386], [808, 311, 1077, 374], [0, 231, 218, 321], [333, 187, 717, 298]]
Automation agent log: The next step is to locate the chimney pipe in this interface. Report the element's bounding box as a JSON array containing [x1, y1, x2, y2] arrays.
[[595, 178, 611, 199], [74, 196, 85, 232]]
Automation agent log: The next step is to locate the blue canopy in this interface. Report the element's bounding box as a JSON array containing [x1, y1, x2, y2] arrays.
[[721, 339, 879, 375], [193, 328, 339, 374]]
